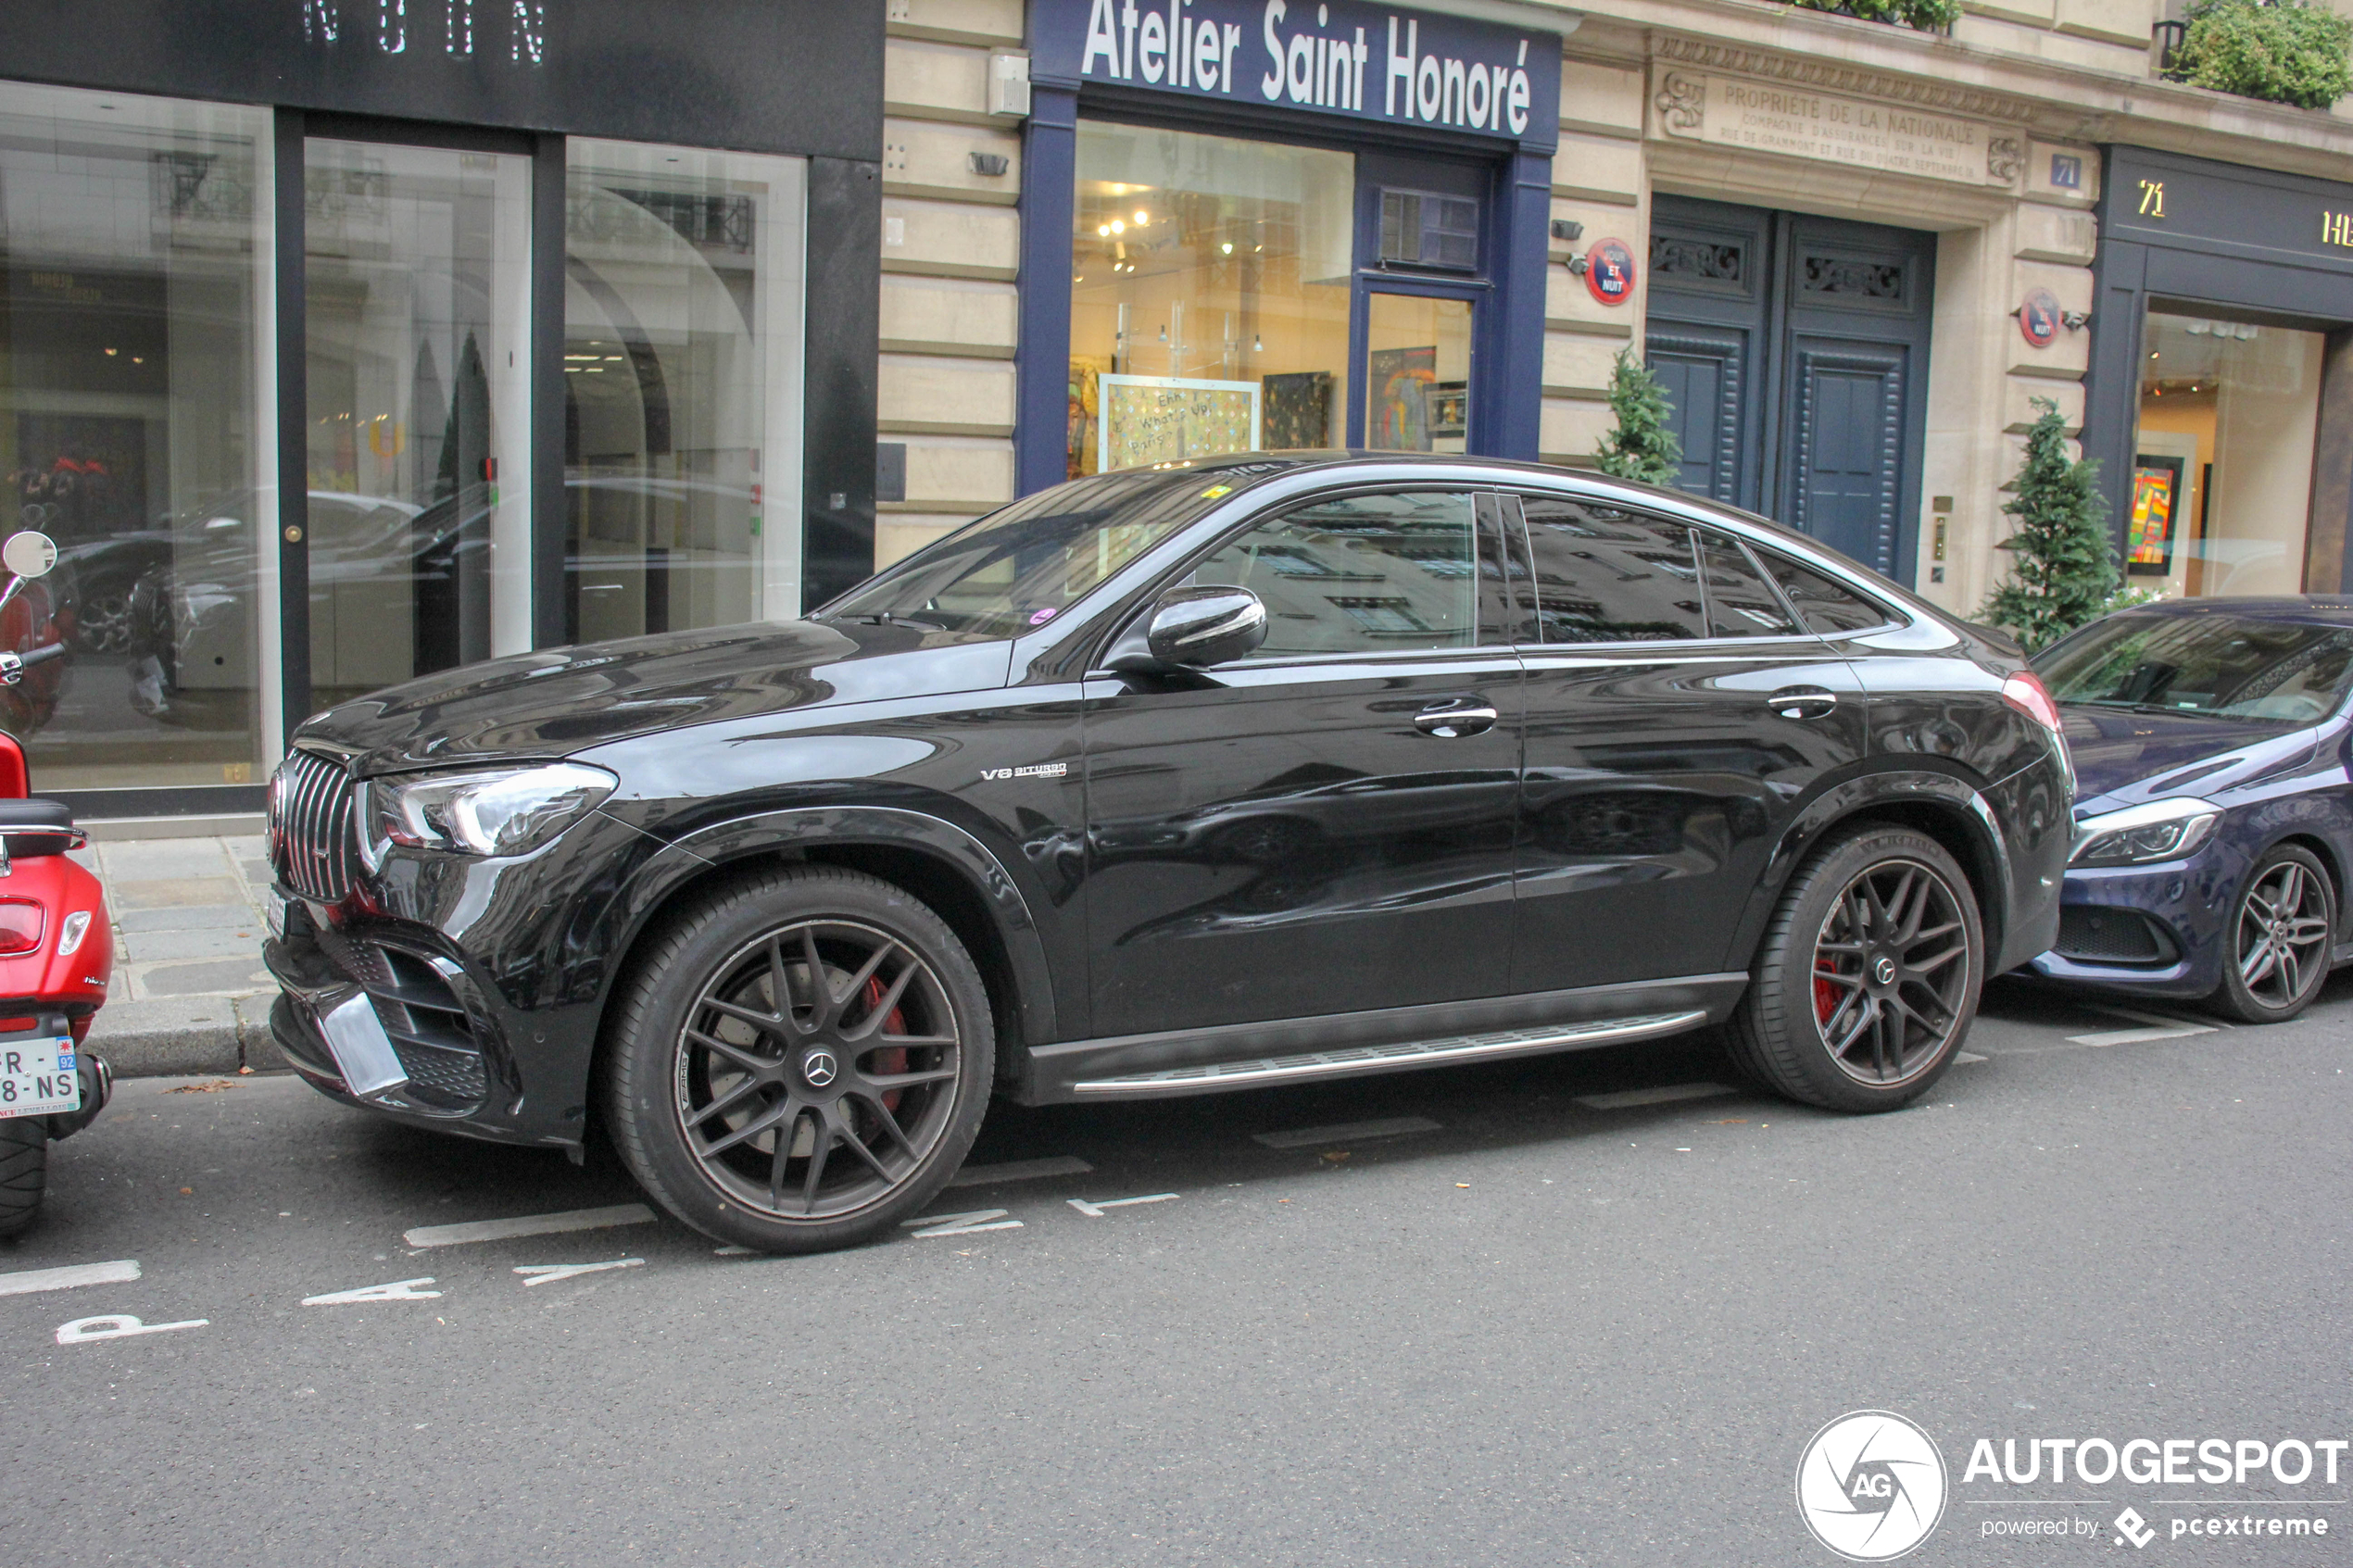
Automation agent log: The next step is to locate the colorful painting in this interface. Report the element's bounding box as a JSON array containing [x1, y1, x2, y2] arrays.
[[1097, 375, 1260, 472], [1066, 359, 1101, 481], [1367, 345, 1437, 450], [1261, 371, 1332, 450], [2127, 456, 2182, 577]]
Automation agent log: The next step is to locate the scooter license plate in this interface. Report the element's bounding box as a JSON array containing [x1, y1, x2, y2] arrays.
[[0, 1033, 79, 1119], [265, 886, 287, 941]]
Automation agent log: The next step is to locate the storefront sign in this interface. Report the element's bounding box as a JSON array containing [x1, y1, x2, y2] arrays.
[[2018, 288, 2061, 348], [1654, 71, 2020, 189], [2105, 148, 2353, 272], [1584, 238, 1635, 306], [1032, 0, 1561, 150]]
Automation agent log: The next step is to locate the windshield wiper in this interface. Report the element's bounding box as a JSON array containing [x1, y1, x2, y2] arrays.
[[840, 611, 944, 631]]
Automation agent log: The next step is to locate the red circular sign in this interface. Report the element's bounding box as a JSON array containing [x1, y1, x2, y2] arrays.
[[1584, 238, 1636, 307], [2019, 287, 2062, 348]]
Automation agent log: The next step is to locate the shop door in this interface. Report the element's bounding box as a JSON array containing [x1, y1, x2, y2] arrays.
[[298, 132, 533, 712], [1646, 198, 1934, 582], [1352, 156, 1490, 453]]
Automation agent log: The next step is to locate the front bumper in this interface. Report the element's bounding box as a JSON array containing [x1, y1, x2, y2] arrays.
[[2024, 838, 2240, 997], [262, 807, 673, 1150]]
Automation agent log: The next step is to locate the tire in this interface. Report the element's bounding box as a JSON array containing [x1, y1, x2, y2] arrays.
[[2208, 843, 2336, 1024], [0, 1117, 47, 1239], [601, 864, 995, 1255], [1727, 825, 1984, 1113]]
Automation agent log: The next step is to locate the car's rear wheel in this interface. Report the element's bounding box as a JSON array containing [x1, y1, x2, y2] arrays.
[[2209, 844, 2336, 1024], [602, 865, 994, 1254], [1727, 825, 1982, 1112]]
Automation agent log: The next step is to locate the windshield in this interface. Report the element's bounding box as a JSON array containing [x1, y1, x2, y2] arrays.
[[2034, 611, 2353, 725], [822, 470, 1262, 638]]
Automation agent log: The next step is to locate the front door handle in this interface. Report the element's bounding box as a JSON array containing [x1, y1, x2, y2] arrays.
[[1414, 697, 1499, 738], [1768, 685, 1839, 721]]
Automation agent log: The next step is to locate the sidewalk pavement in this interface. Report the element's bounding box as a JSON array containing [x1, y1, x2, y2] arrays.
[[70, 834, 286, 1077]]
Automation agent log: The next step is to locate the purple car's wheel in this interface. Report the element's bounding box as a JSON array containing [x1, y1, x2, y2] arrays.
[[2211, 844, 2336, 1024]]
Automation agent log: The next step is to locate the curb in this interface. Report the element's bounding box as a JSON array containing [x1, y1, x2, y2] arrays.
[[84, 994, 288, 1078]]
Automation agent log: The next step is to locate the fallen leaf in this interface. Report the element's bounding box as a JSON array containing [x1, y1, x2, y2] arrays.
[[164, 1080, 235, 1095], [1706, 1118, 1747, 1124], [1455, 1183, 1471, 1188], [178, 1186, 193, 1195], [1321, 1150, 1351, 1162]]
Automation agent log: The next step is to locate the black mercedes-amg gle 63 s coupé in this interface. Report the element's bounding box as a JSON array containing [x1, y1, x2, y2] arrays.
[[264, 454, 2070, 1254]]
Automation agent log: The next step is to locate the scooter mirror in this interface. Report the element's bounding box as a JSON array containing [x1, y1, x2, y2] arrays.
[[2, 531, 57, 580]]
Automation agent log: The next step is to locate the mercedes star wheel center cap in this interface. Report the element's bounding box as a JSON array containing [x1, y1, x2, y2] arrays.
[[802, 1049, 838, 1088], [1872, 956, 1899, 985]]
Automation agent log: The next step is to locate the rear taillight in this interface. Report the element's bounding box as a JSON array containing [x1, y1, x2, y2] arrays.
[[2002, 671, 2064, 735], [0, 899, 44, 955]]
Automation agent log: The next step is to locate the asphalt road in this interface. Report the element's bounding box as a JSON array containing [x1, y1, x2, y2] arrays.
[[3, 972, 2350, 1566]]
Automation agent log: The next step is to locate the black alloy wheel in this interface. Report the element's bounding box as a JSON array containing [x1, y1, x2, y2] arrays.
[[2211, 844, 2336, 1023], [604, 866, 993, 1253], [1727, 825, 1983, 1112]]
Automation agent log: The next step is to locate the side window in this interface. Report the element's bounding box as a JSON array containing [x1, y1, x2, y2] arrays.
[[1517, 495, 1705, 643], [1189, 491, 1481, 658], [1751, 546, 1894, 635], [1695, 529, 1801, 638]]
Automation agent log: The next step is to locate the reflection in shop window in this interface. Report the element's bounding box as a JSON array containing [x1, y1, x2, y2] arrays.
[[1070, 124, 1352, 476], [2133, 311, 2325, 599], [564, 141, 806, 643], [0, 83, 273, 791]]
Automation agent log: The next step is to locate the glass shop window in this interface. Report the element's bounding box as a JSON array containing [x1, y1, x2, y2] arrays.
[[0, 82, 274, 790], [2131, 311, 2325, 599], [564, 140, 807, 642], [1069, 123, 1353, 477]]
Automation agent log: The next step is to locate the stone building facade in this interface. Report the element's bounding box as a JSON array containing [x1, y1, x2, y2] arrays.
[[879, 0, 2353, 619]]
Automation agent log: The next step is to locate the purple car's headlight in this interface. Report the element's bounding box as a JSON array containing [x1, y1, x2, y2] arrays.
[[2070, 797, 2222, 868]]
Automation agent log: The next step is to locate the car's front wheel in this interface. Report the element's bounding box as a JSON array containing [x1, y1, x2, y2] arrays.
[[603, 865, 994, 1254], [1727, 825, 1983, 1112], [2209, 844, 2336, 1024]]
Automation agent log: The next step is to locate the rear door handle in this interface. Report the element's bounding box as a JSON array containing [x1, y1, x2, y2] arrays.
[[1414, 698, 1499, 738], [1768, 685, 1839, 721]]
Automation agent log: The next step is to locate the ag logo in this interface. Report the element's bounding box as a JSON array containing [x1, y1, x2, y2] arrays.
[[1795, 1410, 1948, 1561]]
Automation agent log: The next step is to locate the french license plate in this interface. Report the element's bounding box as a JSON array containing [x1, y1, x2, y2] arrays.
[[266, 885, 288, 941], [0, 1034, 79, 1119]]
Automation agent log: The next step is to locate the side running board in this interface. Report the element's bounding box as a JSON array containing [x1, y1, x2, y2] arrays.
[[1070, 1010, 1708, 1098]]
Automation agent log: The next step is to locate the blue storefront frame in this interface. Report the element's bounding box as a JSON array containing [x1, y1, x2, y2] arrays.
[[1016, 0, 1560, 495]]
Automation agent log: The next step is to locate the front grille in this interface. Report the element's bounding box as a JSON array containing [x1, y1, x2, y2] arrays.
[[2056, 906, 2178, 965], [271, 749, 360, 901]]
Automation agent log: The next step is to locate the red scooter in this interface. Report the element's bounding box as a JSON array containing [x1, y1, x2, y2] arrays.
[[0, 530, 112, 1236]]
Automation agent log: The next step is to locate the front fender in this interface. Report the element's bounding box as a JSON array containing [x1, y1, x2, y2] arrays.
[[592, 805, 1062, 1049]]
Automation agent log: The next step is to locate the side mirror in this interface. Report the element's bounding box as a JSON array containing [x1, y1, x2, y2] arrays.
[[3, 532, 57, 580], [1107, 584, 1267, 673]]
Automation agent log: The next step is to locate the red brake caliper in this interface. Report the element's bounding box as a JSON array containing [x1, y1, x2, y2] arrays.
[[864, 975, 908, 1113], [1814, 973, 1840, 1024]]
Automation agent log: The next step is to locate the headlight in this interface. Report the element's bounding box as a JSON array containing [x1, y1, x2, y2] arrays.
[[2070, 797, 2222, 868], [364, 762, 617, 862]]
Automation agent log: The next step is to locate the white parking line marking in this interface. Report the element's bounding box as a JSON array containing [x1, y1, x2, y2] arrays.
[[303, 1277, 443, 1306], [514, 1259, 644, 1287], [902, 1208, 1022, 1237], [1575, 1082, 1737, 1110], [2087, 1003, 2231, 1031], [56, 1313, 208, 1345], [1956, 1051, 1989, 1064], [0, 1260, 140, 1298], [2065, 1022, 2216, 1047], [946, 1155, 1093, 1187], [1252, 1115, 1441, 1149], [713, 1245, 755, 1257], [402, 1203, 656, 1248], [1067, 1193, 1179, 1217]]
